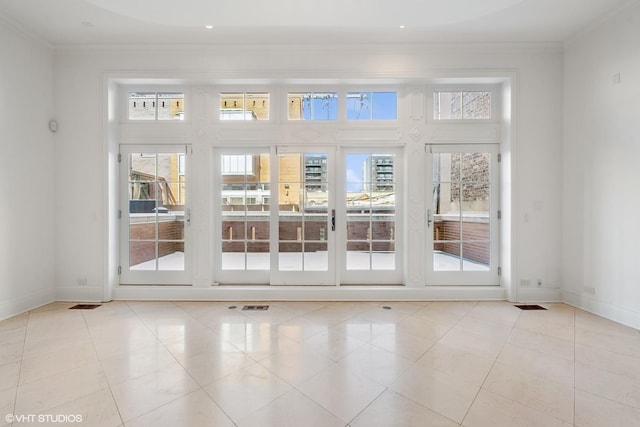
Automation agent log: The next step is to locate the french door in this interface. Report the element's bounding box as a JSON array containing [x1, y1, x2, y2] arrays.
[[271, 147, 336, 285], [119, 145, 191, 285], [426, 144, 499, 286], [214, 146, 403, 286]]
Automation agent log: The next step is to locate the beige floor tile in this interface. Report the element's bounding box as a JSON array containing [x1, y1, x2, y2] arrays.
[[426, 301, 478, 316], [483, 362, 574, 424], [126, 389, 234, 427], [575, 327, 640, 358], [395, 315, 452, 342], [0, 313, 28, 332], [300, 329, 368, 361], [351, 390, 459, 427], [507, 328, 574, 361], [514, 314, 575, 342], [181, 349, 256, 387], [576, 342, 640, 381], [110, 362, 199, 422], [225, 324, 301, 361], [0, 360, 21, 391], [389, 362, 479, 423], [100, 342, 178, 386], [0, 325, 26, 345], [463, 390, 573, 427], [14, 363, 109, 415], [237, 389, 344, 427], [371, 329, 437, 361], [204, 363, 292, 422], [19, 340, 99, 385], [438, 326, 504, 359], [40, 388, 122, 427], [258, 349, 335, 386], [496, 343, 574, 387], [0, 387, 16, 426], [336, 344, 414, 387], [416, 342, 494, 388], [466, 302, 521, 327], [329, 320, 396, 343], [411, 305, 465, 328], [575, 389, 640, 427], [297, 363, 385, 423], [455, 316, 514, 343], [0, 339, 24, 365], [576, 362, 640, 409], [271, 317, 329, 342], [90, 325, 159, 360]]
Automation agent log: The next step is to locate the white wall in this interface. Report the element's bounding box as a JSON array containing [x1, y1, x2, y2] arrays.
[[563, 2, 640, 328], [52, 44, 563, 302], [0, 19, 55, 320]]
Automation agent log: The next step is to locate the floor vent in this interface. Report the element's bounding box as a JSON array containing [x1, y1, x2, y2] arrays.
[[69, 304, 101, 310], [514, 304, 547, 310], [242, 305, 269, 311]]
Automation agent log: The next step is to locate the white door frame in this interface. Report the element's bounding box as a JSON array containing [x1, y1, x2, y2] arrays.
[[119, 144, 192, 285], [270, 146, 337, 285], [425, 143, 500, 286]]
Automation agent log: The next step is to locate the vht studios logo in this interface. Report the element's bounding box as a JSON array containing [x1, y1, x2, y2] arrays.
[[6, 414, 84, 423]]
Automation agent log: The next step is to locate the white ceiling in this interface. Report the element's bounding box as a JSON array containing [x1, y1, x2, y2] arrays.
[[0, 0, 634, 46]]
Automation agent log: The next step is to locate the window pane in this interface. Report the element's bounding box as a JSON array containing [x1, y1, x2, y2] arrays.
[[128, 92, 156, 120], [462, 92, 491, 119], [220, 92, 269, 120], [157, 93, 184, 120], [288, 92, 337, 120], [372, 92, 397, 120], [347, 92, 397, 121], [434, 91, 492, 120]]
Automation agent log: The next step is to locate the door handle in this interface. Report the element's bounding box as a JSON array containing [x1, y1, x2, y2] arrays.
[[185, 208, 191, 225], [427, 209, 433, 228], [331, 209, 336, 231]]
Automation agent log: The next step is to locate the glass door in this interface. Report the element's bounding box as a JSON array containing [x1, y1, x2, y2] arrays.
[[340, 149, 403, 284], [120, 145, 191, 285], [215, 149, 271, 284], [271, 148, 336, 285], [426, 144, 499, 286]]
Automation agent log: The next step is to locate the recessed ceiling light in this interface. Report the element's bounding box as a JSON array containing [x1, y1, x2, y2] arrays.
[[399, 25, 406, 29], [205, 25, 214, 30]]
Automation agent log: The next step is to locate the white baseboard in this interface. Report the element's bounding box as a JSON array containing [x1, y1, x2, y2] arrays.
[[0, 288, 56, 321], [563, 290, 640, 330], [517, 287, 563, 303], [56, 286, 106, 303], [112, 285, 506, 301]]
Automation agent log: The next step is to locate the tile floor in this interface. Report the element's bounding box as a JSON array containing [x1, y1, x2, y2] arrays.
[[1, 300, 640, 426]]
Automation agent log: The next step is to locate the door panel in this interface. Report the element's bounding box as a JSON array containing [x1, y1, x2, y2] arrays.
[[340, 150, 402, 284], [120, 145, 190, 285], [426, 145, 498, 285], [216, 150, 271, 284], [272, 150, 335, 285]]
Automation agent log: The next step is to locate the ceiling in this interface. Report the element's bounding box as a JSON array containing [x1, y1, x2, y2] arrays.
[[0, 0, 634, 46]]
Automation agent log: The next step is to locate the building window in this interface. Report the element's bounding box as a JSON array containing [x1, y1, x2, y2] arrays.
[[220, 93, 270, 120], [433, 91, 491, 120], [347, 92, 397, 120], [128, 92, 184, 121], [288, 92, 338, 121]]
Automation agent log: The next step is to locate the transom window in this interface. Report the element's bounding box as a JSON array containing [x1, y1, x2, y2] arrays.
[[347, 92, 397, 120], [433, 91, 492, 120], [220, 92, 270, 120], [128, 92, 184, 121], [288, 92, 338, 120]]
